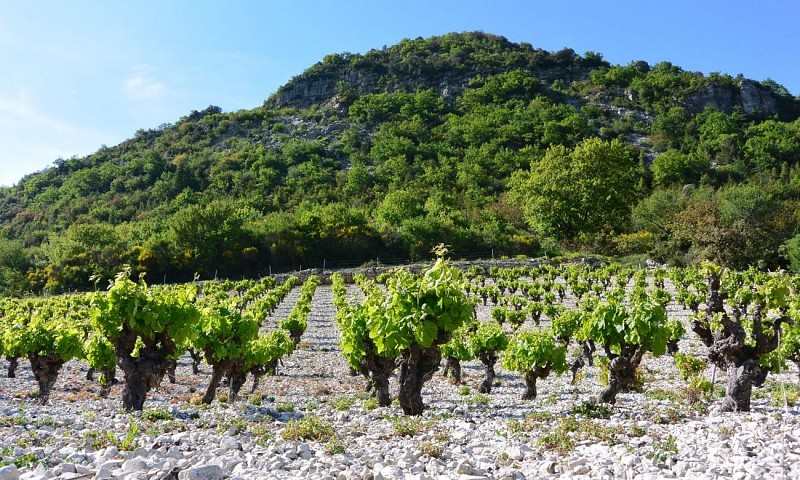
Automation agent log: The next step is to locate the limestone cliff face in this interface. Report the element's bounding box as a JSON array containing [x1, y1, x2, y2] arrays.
[[683, 79, 778, 116], [266, 64, 594, 110]]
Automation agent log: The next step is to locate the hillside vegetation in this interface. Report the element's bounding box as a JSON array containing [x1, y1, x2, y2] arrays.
[[1, 32, 800, 294]]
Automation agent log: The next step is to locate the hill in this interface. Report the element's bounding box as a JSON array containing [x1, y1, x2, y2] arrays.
[[1, 31, 800, 294]]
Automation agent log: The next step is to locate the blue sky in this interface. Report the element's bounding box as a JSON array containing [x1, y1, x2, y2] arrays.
[[1, 0, 798, 187]]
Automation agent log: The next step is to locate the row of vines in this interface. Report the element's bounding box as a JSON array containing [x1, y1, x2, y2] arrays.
[[1, 255, 799, 416]]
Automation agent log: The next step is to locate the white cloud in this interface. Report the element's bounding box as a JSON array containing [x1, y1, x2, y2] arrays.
[[124, 68, 166, 100], [124, 74, 167, 100]]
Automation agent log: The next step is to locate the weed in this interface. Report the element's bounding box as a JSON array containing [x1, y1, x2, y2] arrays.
[[465, 393, 490, 406], [685, 376, 713, 404], [569, 400, 612, 419], [362, 397, 379, 411], [536, 431, 575, 454], [767, 381, 800, 407], [647, 406, 684, 425], [458, 385, 471, 395], [390, 416, 423, 437], [674, 354, 706, 380], [646, 388, 684, 403], [325, 436, 346, 455], [250, 422, 274, 446], [716, 424, 735, 436], [330, 395, 356, 411], [419, 441, 444, 458], [222, 418, 248, 435], [281, 415, 335, 442], [249, 394, 262, 406], [0, 450, 38, 468], [276, 402, 296, 413], [142, 407, 172, 422], [646, 435, 678, 463]]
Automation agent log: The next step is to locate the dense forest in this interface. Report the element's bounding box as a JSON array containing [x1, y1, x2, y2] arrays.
[[1, 32, 800, 295]]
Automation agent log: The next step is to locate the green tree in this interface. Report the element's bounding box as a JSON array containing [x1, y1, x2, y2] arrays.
[[168, 200, 263, 275], [651, 150, 710, 187], [512, 138, 640, 240]]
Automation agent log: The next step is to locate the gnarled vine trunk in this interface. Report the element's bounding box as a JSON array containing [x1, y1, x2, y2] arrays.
[[188, 348, 203, 374], [693, 273, 787, 412], [569, 340, 596, 383], [228, 360, 248, 403], [443, 356, 462, 384], [522, 365, 552, 400], [202, 363, 228, 404], [398, 343, 443, 415], [478, 352, 498, 394], [116, 329, 176, 411], [362, 350, 396, 407], [98, 367, 116, 398], [249, 359, 278, 394], [288, 329, 303, 346], [165, 359, 177, 384], [599, 346, 644, 404], [6, 356, 18, 378], [28, 354, 64, 405]]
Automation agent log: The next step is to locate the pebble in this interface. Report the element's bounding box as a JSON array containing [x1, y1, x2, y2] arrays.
[[0, 284, 798, 480], [0, 466, 19, 480]]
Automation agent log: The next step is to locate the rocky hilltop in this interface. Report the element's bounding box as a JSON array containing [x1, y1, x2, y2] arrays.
[[267, 32, 789, 119]]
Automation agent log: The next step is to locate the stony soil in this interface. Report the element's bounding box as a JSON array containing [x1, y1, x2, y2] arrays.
[[1, 283, 799, 480]]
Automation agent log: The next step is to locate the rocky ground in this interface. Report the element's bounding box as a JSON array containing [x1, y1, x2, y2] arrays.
[[1, 283, 799, 480]]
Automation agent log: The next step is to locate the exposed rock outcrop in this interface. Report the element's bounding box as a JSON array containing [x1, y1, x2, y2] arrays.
[[683, 79, 778, 117]]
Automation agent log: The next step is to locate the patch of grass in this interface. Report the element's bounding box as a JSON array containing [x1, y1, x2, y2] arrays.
[[507, 411, 554, 435], [646, 435, 678, 464], [647, 406, 685, 425], [281, 415, 335, 442], [313, 385, 333, 396], [249, 394, 262, 406], [362, 397, 379, 411], [325, 436, 346, 455], [390, 416, 423, 437], [419, 441, 444, 458], [766, 381, 800, 407], [716, 424, 735, 436], [569, 400, 612, 419], [276, 401, 296, 413], [250, 422, 274, 447], [464, 393, 490, 406], [646, 388, 684, 403], [458, 385, 471, 396], [0, 449, 38, 468], [148, 420, 185, 436], [330, 395, 356, 411], [142, 407, 172, 422], [628, 424, 647, 437], [537, 430, 575, 454]]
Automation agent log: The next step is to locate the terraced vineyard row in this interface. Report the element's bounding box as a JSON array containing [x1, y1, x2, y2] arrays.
[[1, 258, 799, 479]]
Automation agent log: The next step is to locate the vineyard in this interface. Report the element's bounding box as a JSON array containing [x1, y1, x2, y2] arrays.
[[1, 257, 799, 480]]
